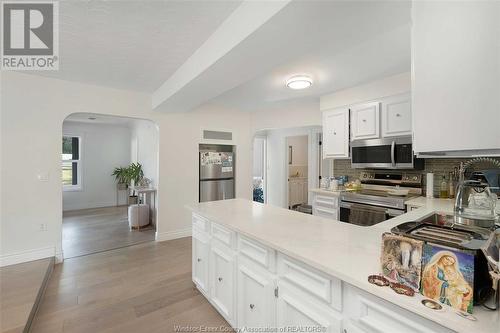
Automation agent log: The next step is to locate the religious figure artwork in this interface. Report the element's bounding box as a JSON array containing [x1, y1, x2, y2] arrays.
[[421, 244, 474, 314], [380, 233, 423, 291]]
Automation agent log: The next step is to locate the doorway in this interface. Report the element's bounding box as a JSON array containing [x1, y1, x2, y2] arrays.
[[61, 113, 158, 259], [252, 135, 267, 203], [286, 135, 309, 210]]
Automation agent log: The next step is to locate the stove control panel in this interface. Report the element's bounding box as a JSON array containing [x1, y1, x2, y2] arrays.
[[360, 172, 422, 186]]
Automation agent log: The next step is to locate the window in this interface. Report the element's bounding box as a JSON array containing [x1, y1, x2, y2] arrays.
[[62, 136, 81, 190]]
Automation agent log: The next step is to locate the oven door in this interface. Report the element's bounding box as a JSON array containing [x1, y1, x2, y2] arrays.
[[339, 201, 405, 226], [351, 136, 414, 169]]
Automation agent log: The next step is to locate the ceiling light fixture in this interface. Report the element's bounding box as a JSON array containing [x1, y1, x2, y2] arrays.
[[286, 75, 313, 90]]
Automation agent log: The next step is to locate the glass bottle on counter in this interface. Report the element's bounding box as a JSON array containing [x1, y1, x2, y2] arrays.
[[440, 175, 449, 199], [448, 171, 455, 199]]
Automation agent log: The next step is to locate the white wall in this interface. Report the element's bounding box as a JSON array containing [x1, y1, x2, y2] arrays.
[[252, 137, 265, 178], [251, 97, 321, 133], [320, 72, 410, 110], [266, 126, 321, 208], [130, 119, 159, 187], [0, 72, 252, 266], [62, 122, 131, 211]]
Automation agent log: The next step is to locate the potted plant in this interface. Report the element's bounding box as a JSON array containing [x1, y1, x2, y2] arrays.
[[112, 167, 128, 191], [112, 163, 144, 205]]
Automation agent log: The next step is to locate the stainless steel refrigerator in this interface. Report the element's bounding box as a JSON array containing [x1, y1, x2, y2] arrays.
[[199, 150, 235, 202]]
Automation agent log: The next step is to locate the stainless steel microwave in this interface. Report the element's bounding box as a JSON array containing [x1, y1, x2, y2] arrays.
[[351, 136, 423, 169]]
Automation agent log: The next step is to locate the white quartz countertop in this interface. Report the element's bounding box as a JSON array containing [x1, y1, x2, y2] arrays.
[[187, 198, 499, 333], [309, 188, 343, 196], [405, 196, 455, 208]]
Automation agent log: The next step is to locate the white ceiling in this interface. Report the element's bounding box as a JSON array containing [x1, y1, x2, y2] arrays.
[[210, 1, 411, 110], [28, 1, 242, 92], [25, 1, 411, 112], [64, 113, 151, 128]]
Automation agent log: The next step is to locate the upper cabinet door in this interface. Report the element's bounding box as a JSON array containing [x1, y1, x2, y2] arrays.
[[351, 102, 380, 140], [412, 1, 500, 154], [322, 108, 349, 158], [381, 94, 412, 137]]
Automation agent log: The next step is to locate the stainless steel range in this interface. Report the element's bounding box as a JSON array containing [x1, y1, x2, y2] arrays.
[[339, 171, 422, 226]]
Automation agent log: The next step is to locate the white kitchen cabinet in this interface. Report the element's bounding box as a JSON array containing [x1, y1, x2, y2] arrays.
[[322, 108, 349, 158], [192, 230, 209, 295], [381, 93, 412, 137], [191, 212, 454, 333], [237, 258, 277, 330], [277, 282, 342, 333], [412, 1, 500, 155], [342, 285, 453, 333], [350, 102, 379, 141], [311, 192, 340, 220], [289, 178, 308, 209], [210, 243, 236, 325]]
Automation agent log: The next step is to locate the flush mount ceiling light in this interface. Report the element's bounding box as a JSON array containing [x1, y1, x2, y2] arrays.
[[286, 75, 313, 90]]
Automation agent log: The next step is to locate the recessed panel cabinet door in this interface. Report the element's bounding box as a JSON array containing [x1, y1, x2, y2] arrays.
[[237, 262, 276, 330], [192, 235, 209, 295], [210, 246, 235, 324], [322, 108, 349, 158], [277, 283, 341, 333], [381, 94, 412, 137], [351, 102, 380, 140]]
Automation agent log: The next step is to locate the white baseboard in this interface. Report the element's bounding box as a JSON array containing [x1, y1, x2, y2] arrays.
[[0, 246, 55, 267], [156, 228, 192, 242], [63, 201, 119, 212]]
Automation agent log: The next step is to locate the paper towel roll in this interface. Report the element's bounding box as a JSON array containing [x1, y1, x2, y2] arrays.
[[426, 173, 434, 198]]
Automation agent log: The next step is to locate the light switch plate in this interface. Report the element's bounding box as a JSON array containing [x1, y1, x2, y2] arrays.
[[37, 172, 49, 181]]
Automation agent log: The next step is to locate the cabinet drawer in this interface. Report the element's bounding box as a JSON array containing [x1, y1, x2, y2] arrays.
[[211, 222, 235, 249], [314, 195, 338, 209], [313, 206, 338, 220], [277, 281, 342, 332], [238, 236, 276, 271], [192, 213, 210, 233], [277, 255, 342, 311]]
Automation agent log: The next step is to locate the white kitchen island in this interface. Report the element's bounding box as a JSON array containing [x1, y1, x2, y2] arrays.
[[186, 198, 499, 333]]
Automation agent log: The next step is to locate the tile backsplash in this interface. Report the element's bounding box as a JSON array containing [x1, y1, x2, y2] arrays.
[[332, 157, 500, 197]]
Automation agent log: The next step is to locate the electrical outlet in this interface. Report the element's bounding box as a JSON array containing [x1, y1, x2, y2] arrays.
[[39, 223, 48, 231]]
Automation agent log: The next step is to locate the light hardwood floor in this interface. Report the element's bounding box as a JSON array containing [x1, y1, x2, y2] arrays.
[[1, 258, 53, 333], [63, 206, 155, 259], [31, 237, 231, 333]]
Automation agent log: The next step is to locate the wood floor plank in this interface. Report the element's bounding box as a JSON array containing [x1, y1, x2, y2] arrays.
[[30, 238, 231, 333], [0, 258, 53, 333], [63, 206, 155, 259]]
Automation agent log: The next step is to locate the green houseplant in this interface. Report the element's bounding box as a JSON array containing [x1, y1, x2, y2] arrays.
[[112, 163, 144, 205]]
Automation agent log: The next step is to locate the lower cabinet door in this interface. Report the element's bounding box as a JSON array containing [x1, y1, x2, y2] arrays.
[[210, 245, 235, 325], [192, 235, 209, 295], [277, 283, 342, 333], [237, 261, 277, 330]]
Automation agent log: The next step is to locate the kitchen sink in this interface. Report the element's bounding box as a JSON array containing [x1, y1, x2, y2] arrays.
[[391, 213, 493, 250]]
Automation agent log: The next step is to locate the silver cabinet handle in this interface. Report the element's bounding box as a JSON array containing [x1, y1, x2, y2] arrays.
[[396, 113, 401, 117], [333, 131, 337, 135], [249, 304, 255, 310], [197, 258, 201, 262], [362, 119, 366, 122], [218, 277, 223, 282]]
